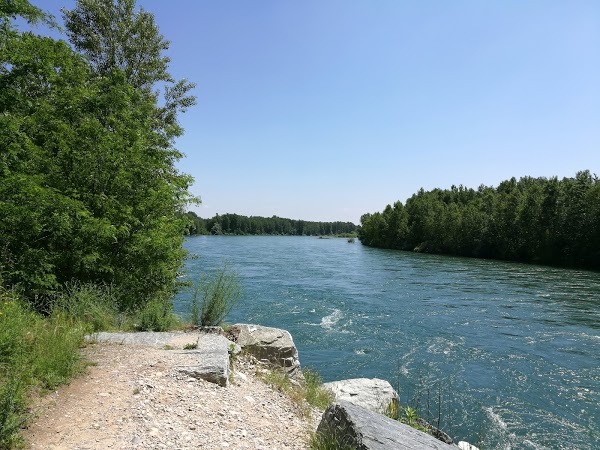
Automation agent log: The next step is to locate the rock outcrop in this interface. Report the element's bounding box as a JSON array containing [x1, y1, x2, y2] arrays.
[[228, 324, 301, 377], [323, 378, 399, 414], [317, 401, 456, 450]]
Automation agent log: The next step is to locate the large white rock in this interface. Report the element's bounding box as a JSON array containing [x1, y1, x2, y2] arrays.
[[323, 378, 399, 414], [229, 324, 301, 377], [458, 442, 480, 450]]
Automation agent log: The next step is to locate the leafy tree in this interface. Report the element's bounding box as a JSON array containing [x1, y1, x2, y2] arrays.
[[63, 0, 196, 156], [0, 0, 196, 310]]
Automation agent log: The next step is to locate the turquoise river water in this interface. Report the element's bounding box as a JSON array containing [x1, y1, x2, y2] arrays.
[[174, 236, 600, 450]]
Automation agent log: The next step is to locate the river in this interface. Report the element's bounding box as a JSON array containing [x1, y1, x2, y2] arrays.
[[174, 236, 600, 449]]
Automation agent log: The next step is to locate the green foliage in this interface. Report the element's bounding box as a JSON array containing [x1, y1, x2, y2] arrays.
[[359, 172, 600, 269], [0, 0, 196, 311], [133, 296, 179, 331], [191, 267, 241, 327]]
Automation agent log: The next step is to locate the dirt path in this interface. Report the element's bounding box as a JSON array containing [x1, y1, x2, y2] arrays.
[[23, 338, 319, 450]]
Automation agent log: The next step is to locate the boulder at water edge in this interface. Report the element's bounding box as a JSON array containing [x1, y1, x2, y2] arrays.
[[317, 401, 456, 450], [229, 324, 301, 377], [323, 378, 399, 414]]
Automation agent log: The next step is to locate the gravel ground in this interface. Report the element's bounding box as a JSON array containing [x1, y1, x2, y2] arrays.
[[23, 340, 320, 449]]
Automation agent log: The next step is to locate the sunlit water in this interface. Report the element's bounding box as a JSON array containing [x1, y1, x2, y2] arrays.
[[174, 236, 600, 449]]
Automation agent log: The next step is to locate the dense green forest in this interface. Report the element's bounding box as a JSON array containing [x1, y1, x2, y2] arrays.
[[0, 0, 196, 310], [184, 212, 357, 236], [359, 171, 600, 269]]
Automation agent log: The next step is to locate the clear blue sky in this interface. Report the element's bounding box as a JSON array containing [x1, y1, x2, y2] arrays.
[[32, 1, 600, 224]]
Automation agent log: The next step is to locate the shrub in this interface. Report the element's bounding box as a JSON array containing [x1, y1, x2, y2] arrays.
[[191, 266, 241, 327]]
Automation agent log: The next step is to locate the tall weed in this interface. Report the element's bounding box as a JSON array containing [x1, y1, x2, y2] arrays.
[[191, 266, 240, 327], [30, 312, 88, 388], [53, 282, 118, 332]]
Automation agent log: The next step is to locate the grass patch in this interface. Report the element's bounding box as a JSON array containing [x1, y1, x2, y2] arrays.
[[53, 282, 119, 332], [0, 290, 88, 447], [258, 367, 334, 418], [303, 369, 334, 410]]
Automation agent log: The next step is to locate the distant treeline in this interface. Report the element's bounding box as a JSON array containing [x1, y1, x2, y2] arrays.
[[185, 212, 357, 236], [359, 171, 600, 269], [186, 211, 358, 236]]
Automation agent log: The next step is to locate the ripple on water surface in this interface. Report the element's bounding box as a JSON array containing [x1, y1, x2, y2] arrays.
[[175, 236, 600, 449]]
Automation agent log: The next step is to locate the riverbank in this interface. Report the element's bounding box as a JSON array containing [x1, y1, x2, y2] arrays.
[[23, 335, 320, 449]]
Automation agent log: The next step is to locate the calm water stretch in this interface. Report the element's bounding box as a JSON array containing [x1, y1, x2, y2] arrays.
[[174, 236, 600, 450]]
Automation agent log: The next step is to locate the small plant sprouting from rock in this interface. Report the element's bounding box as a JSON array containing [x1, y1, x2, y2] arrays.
[[183, 343, 197, 350], [190, 265, 241, 327], [387, 372, 454, 444]]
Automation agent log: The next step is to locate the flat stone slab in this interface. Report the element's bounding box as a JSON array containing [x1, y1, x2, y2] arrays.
[[317, 401, 456, 450], [323, 378, 399, 414], [176, 334, 231, 387], [89, 332, 232, 387], [89, 331, 201, 349]]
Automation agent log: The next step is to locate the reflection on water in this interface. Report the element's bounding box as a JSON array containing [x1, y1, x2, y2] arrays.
[[175, 236, 600, 449]]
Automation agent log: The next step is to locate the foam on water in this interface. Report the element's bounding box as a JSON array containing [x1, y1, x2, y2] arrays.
[[320, 308, 343, 330]]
